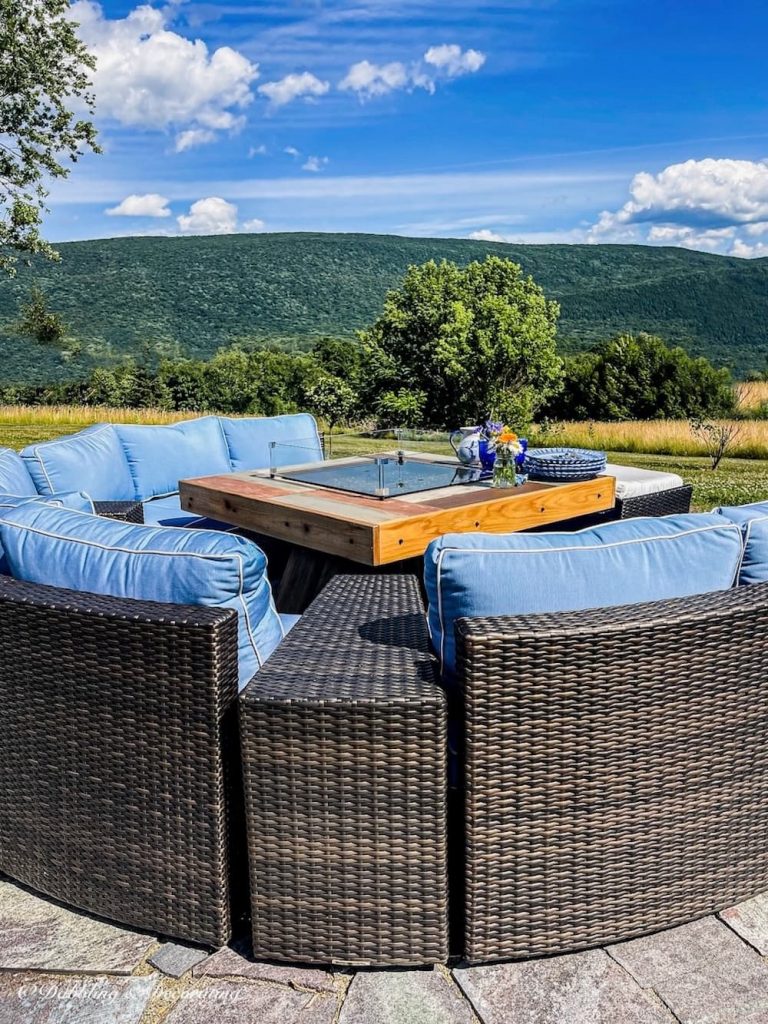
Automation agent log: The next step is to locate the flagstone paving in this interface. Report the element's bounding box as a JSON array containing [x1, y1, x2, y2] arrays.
[[5, 875, 768, 1024]]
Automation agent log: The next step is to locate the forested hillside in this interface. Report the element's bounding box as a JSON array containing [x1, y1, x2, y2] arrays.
[[1, 232, 766, 383]]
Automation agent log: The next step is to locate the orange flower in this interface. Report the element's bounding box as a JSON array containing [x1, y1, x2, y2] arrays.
[[499, 430, 518, 444]]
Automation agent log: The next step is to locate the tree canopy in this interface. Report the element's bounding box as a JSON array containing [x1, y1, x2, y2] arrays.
[[0, 0, 100, 274], [358, 256, 562, 428], [545, 333, 735, 421]]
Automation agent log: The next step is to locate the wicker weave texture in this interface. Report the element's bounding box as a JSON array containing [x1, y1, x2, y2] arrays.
[[618, 484, 693, 519], [0, 576, 241, 946], [241, 574, 449, 966], [457, 582, 768, 962], [93, 500, 145, 524]]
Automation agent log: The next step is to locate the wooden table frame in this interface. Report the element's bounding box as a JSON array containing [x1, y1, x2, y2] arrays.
[[180, 453, 616, 568]]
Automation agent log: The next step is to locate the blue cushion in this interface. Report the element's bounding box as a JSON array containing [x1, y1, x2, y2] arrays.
[[0, 448, 37, 496], [142, 493, 234, 532], [219, 414, 323, 472], [116, 417, 231, 501], [715, 500, 768, 584], [425, 514, 744, 678], [0, 492, 95, 574], [0, 503, 284, 689], [21, 425, 135, 501]]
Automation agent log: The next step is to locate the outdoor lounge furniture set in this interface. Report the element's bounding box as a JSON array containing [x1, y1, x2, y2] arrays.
[[3, 414, 765, 968]]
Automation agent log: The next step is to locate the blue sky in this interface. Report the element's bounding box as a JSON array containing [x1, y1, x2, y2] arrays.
[[49, 0, 768, 256]]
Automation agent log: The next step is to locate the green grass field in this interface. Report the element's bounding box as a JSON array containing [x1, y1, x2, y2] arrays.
[[2, 405, 768, 511]]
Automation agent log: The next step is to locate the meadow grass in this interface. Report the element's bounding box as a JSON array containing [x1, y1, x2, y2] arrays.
[[547, 419, 768, 460], [735, 381, 768, 411], [0, 404, 199, 449], [2, 404, 768, 512]]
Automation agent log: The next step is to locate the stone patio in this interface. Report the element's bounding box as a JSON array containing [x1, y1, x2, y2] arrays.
[[3, 876, 768, 1024]]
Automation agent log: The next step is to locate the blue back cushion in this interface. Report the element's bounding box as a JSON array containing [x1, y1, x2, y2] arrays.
[[21, 425, 135, 501], [715, 500, 768, 584], [0, 492, 94, 574], [0, 448, 37, 496], [0, 503, 283, 688], [425, 514, 744, 678], [116, 417, 231, 500], [219, 414, 323, 472]]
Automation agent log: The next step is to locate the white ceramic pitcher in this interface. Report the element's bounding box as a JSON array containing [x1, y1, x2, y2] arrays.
[[450, 426, 484, 467]]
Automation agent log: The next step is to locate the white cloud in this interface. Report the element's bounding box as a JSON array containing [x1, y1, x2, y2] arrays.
[[424, 44, 486, 77], [284, 146, 301, 157], [174, 128, 217, 152], [339, 60, 411, 98], [176, 197, 267, 235], [592, 158, 768, 236], [302, 155, 329, 173], [258, 71, 330, 107], [732, 238, 768, 259], [248, 144, 268, 157], [105, 193, 171, 218], [646, 225, 737, 252], [339, 43, 486, 99], [177, 197, 240, 234], [468, 228, 507, 242], [589, 158, 768, 257], [71, 1, 258, 145]]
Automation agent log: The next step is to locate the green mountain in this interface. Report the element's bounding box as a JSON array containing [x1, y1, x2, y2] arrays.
[[1, 232, 767, 384]]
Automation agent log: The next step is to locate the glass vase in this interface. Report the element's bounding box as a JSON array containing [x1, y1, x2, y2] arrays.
[[492, 455, 517, 488]]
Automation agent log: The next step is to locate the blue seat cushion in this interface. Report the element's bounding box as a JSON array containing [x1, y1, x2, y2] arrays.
[[142, 493, 235, 532], [219, 414, 323, 472], [0, 503, 284, 689], [0, 492, 94, 574], [425, 513, 744, 678], [0, 448, 37, 496], [116, 417, 232, 501], [715, 500, 768, 584], [21, 424, 135, 501]]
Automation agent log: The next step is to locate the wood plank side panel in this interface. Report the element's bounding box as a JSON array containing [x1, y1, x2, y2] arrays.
[[375, 476, 616, 564], [180, 480, 377, 564]]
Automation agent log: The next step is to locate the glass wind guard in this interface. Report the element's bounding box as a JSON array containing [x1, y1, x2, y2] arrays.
[[275, 454, 485, 499], [268, 438, 326, 477]]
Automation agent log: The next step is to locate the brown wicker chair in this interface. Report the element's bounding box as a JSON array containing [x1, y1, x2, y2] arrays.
[[0, 575, 243, 947], [455, 581, 768, 962], [240, 574, 450, 966]]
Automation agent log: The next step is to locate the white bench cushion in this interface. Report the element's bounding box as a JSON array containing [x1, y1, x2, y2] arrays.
[[605, 463, 684, 500]]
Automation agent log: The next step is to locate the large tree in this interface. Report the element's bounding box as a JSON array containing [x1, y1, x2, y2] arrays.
[[0, 0, 99, 274], [359, 256, 562, 429]]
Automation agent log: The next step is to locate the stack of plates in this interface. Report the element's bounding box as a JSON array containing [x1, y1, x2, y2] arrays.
[[523, 447, 607, 482]]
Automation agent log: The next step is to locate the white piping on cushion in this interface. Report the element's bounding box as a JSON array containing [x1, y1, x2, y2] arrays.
[[738, 514, 768, 584], [434, 520, 744, 675], [0, 513, 271, 669], [0, 493, 94, 513], [26, 424, 114, 495]]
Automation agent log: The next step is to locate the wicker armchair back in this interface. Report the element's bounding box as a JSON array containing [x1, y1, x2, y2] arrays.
[[0, 576, 243, 946], [456, 581, 768, 962]]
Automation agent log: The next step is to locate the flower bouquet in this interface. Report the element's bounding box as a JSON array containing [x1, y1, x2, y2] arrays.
[[483, 421, 528, 488]]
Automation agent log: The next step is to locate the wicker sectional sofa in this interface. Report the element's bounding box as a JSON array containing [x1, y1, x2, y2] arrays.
[[10, 413, 761, 968]]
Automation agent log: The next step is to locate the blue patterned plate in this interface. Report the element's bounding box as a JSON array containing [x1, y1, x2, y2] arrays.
[[524, 447, 607, 482]]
